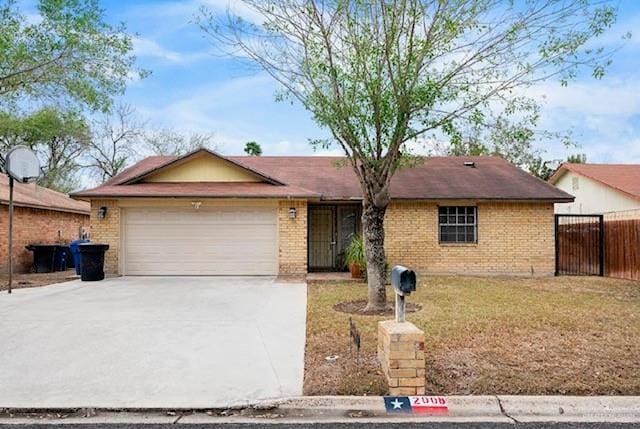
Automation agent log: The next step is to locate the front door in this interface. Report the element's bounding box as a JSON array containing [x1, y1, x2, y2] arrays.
[[308, 205, 361, 271], [308, 206, 336, 271]]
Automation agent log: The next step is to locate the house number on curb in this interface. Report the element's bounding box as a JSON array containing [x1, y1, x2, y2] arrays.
[[384, 396, 448, 414]]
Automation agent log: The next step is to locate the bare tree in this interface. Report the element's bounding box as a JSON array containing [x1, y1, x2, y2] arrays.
[[199, 0, 621, 311], [144, 129, 216, 156], [86, 103, 144, 182]]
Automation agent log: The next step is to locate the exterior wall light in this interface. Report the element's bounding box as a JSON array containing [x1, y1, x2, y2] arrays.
[[97, 206, 108, 219], [191, 201, 202, 210], [288, 207, 297, 219]]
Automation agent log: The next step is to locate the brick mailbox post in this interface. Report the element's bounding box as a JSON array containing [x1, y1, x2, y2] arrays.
[[377, 266, 426, 395]]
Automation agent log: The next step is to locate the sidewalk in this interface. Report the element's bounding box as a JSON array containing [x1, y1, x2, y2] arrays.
[[0, 396, 638, 425]]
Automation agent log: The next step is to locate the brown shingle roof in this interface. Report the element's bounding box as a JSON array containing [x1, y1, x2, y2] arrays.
[[235, 156, 573, 201], [549, 163, 640, 201], [1, 174, 90, 214], [72, 151, 573, 202]]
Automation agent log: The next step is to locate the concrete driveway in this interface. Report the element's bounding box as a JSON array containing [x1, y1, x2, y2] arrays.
[[0, 277, 307, 409]]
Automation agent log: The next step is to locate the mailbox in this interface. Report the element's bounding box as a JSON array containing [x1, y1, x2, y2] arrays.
[[391, 265, 416, 296]]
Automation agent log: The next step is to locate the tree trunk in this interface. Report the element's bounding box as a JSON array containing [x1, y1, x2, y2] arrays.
[[362, 201, 388, 312]]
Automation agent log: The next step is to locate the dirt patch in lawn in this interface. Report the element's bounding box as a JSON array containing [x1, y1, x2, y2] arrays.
[[0, 270, 77, 292], [333, 299, 422, 315], [304, 276, 640, 396]]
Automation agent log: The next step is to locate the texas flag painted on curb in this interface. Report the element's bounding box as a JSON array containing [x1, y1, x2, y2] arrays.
[[384, 396, 449, 414]]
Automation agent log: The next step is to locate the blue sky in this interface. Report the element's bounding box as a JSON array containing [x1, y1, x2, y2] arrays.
[[73, 1, 640, 161]]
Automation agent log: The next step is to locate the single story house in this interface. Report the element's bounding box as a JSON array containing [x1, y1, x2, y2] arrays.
[[71, 149, 573, 277], [1, 173, 90, 273], [549, 163, 640, 214]]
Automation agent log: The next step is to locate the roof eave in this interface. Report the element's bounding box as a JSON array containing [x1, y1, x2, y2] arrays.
[[547, 165, 568, 184], [67, 193, 319, 199], [0, 200, 90, 215], [70, 193, 573, 203]]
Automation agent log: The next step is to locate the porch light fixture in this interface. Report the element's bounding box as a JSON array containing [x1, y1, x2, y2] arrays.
[[191, 201, 202, 210], [288, 207, 297, 219], [97, 206, 108, 219]]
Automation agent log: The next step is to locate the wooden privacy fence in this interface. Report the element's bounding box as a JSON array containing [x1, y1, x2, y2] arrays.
[[555, 211, 640, 281], [603, 211, 640, 281]]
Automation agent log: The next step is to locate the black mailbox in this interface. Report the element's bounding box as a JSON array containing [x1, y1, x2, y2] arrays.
[[391, 265, 416, 296]]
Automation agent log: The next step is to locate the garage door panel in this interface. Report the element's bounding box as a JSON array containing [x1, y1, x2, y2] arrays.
[[125, 207, 276, 225], [125, 248, 276, 261], [124, 207, 278, 275], [125, 226, 276, 241], [125, 262, 276, 276]]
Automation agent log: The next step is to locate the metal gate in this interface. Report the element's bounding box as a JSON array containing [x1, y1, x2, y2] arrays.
[[555, 214, 604, 276]]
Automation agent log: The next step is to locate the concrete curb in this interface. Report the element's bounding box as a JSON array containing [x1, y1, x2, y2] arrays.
[[496, 395, 640, 422], [0, 396, 639, 424]]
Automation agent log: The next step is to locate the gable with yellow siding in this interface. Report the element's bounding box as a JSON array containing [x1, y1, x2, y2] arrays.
[[143, 153, 263, 183]]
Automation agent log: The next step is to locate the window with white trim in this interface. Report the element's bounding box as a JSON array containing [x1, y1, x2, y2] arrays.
[[438, 206, 477, 243]]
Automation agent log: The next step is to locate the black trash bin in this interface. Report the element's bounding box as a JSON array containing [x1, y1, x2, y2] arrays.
[[78, 243, 110, 281], [25, 244, 58, 273], [53, 245, 70, 271]]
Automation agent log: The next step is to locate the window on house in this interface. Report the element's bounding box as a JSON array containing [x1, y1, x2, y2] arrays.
[[572, 177, 579, 190], [438, 206, 477, 243]]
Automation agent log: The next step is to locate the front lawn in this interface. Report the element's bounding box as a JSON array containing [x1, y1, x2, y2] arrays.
[[304, 276, 640, 396]]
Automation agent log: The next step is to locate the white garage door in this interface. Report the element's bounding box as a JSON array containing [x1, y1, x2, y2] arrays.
[[123, 206, 278, 275]]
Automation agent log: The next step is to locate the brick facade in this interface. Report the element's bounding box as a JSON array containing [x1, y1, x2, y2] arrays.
[[89, 199, 554, 277], [0, 205, 88, 273], [384, 201, 555, 276], [89, 200, 121, 274], [278, 200, 308, 276]]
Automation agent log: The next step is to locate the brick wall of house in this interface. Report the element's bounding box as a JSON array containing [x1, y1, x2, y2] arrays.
[[89, 200, 120, 274], [278, 200, 308, 276], [384, 201, 555, 276], [0, 205, 89, 273], [86, 199, 553, 277]]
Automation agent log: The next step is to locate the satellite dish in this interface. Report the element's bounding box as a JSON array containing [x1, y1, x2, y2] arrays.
[[4, 146, 40, 183]]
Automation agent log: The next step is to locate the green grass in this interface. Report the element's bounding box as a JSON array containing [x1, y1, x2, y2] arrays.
[[304, 276, 640, 395]]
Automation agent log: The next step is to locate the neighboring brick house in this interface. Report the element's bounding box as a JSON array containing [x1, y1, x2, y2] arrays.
[[1, 174, 90, 273], [71, 149, 573, 278]]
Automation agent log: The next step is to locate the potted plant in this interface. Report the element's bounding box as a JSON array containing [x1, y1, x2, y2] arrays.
[[344, 235, 365, 278]]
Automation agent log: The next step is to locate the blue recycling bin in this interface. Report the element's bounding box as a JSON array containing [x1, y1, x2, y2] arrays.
[[69, 239, 90, 275]]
